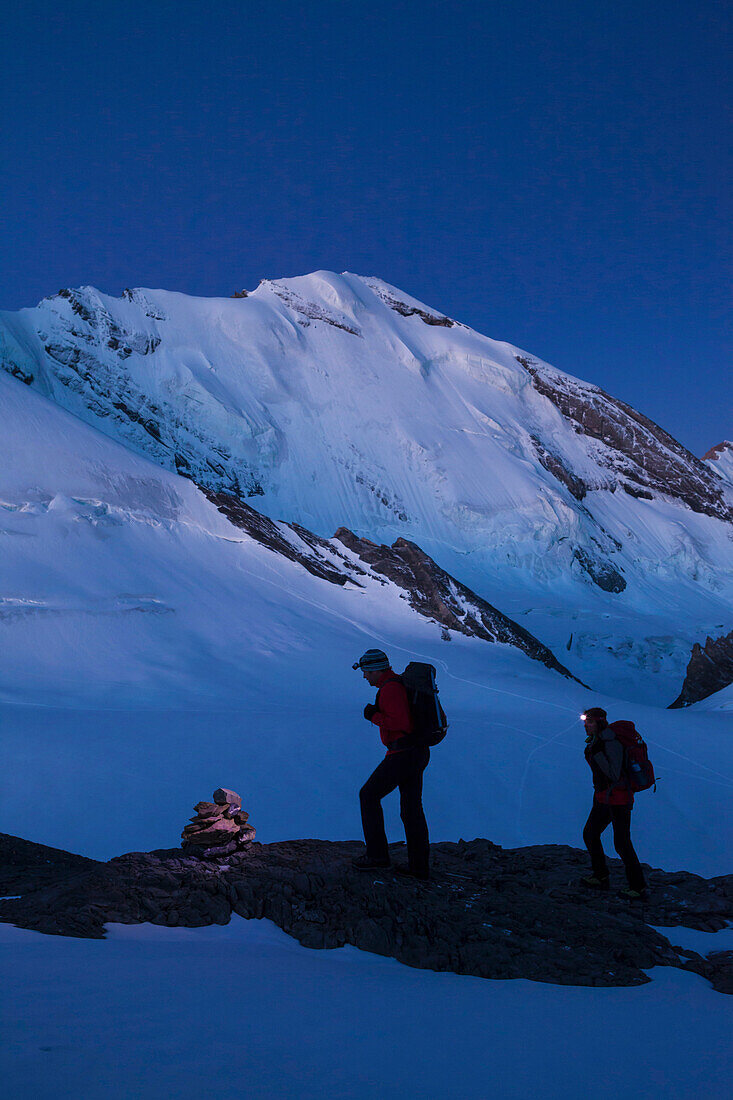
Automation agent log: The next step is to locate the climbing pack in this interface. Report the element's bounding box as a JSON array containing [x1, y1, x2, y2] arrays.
[[399, 662, 448, 746], [610, 720, 656, 792]]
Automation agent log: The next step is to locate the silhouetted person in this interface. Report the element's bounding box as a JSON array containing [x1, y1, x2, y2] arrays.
[[581, 706, 647, 899], [351, 649, 430, 880]]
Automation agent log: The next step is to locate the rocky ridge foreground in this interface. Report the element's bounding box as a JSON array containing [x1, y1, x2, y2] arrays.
[[1, 833, 730, 993]]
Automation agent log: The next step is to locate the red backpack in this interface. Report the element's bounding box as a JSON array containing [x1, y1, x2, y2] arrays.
[[609, 721, 656, 793]]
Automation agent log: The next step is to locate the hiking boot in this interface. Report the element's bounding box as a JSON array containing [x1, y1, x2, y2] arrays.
[[351, 854, 391, 871], [393, 865, 431, 882], [579, 875, 610, 891], [618, 886, 648, 901]]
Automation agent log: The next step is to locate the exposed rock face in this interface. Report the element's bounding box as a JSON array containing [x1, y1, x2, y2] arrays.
[[333, 529, 583, 682], [669, 630, 733, 708], [530, 434, 588, 501], [264, 280, 363, 335], [704, 441, 733, 463], [203, 489, 366, 587], [517, 356, 733, 522], [571, 547, 626, 594], [181, 789, 256, 858], [203, 489, 579, 680], [362, 279, 455, 326], [704, 441, 733, 487], [1, 833, 731, 993]]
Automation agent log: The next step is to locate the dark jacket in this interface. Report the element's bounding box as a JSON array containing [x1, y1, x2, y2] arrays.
[[369, 669, 413, 754], [584, 726, 633, 806]]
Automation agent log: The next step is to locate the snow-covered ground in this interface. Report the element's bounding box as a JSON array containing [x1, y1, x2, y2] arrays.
[[1, 918, 730, 1100]]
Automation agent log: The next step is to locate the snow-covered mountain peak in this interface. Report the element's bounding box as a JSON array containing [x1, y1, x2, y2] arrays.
[[1, 270, 731, 699], [258, 269, 370, 312]]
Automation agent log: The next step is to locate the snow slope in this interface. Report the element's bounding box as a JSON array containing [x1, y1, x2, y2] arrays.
[[1, 372, 731, 875], [1, 272, 731, 701], [2, 919, 730, 1100]]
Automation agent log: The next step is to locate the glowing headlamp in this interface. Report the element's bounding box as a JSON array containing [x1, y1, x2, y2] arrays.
[[580, 713, 588, 721]]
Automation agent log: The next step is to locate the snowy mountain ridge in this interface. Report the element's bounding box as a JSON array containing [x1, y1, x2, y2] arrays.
[[704, 440, 733, 486], [1, 270, 731, 700]]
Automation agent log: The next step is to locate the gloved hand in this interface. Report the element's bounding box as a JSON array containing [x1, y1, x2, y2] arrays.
[[363, 703, 377, 720]]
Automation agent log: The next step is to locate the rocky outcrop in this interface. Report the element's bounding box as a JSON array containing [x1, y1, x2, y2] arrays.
[[517, 356, 733, 522], [333, 529, 584, 681], [1, 833, 731, 993], [704, 441, 733, 487], [704, 441, 733, 464], [181, 788, 256, 857], [50, 288, 161, 360], [0, 834, 101, 897], [669, 630, 733, 708], [530, 435, 589, 501], [202, 489, 366, 587], [571, 547, 626, 594], [265, 280, 363, 335], [363, 280, 455, 327], [203, 492, 580, 680]]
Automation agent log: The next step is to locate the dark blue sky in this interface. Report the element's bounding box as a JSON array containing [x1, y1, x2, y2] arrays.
[[3, 1, 730, 454]]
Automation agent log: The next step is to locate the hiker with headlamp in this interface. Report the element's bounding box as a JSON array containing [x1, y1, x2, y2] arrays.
[[580, 706, 648, 899], [350, 648, 431, 880]]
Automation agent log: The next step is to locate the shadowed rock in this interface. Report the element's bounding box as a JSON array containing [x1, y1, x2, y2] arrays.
[[203, 490, 360, 587], [0, 834, 102, 897], [669, 630, 733, 708], [1, 833, 730, 993]]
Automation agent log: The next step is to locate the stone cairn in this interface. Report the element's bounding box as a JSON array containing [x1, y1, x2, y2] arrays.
[[181, 788, 255, 858]]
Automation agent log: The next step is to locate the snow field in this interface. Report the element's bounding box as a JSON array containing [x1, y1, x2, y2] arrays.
[[1, 918, 730, 1100]]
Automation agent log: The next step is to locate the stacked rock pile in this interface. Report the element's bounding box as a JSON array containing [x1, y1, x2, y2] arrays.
[[181, 788, 255, 858]]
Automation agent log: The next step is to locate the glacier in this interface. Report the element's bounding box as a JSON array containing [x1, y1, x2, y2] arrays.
[[1, 270, 731, 702]]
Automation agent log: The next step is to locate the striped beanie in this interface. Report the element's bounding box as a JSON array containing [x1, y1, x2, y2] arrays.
[[352, 649, 390, 671]]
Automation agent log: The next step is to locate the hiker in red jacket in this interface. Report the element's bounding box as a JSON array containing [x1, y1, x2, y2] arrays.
[[351, 648, 430, 879], [581, 706, 647, 899]]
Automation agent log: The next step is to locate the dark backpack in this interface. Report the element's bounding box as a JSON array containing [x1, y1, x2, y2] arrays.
[[399, 662, 448, 747], [609, 720, 656, 793]]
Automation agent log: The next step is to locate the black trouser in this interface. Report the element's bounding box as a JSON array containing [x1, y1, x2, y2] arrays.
[[583, 803, 646, 891], [360, 746, 430, 876]]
